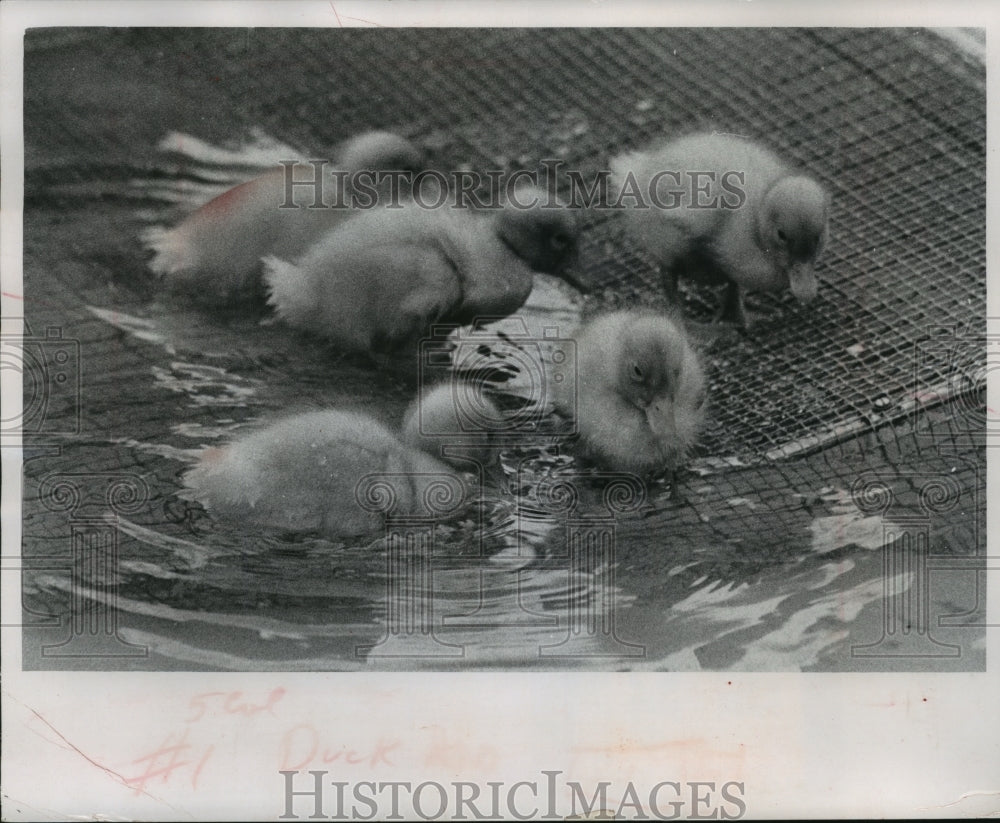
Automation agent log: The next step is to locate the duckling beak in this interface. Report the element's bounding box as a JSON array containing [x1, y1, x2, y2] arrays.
[[645, 397, 677, 442], [788, 261, 818, 303], [552, 239, 591, 294], [557, 266, 593, 294]]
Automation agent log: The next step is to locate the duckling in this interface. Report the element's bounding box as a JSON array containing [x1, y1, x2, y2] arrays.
[[183, 409, 466, 538], [263, 186, 582, 353], [553, 310, 707, 475], [610, 131, 828, 326], [401, 382, 505, 468], [143, 131, 423, 302]]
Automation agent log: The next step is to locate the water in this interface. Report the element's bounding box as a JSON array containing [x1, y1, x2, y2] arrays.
[[21, 131, 985, 673], [30, 294, 982, 671], [27, 454, 976, 671]]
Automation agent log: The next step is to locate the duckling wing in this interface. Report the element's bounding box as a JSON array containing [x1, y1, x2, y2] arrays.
[[265, 212, 464, 352], [610, 149, 705, 269], [368, 241, 464, 350], [145, 173, 285, 297], [433, 212, 538, 325], [187, 435, 388, 535], [145, 168, 359, 302], [185, 409, 460, 536]]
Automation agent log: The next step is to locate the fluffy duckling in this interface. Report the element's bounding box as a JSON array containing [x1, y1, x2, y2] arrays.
[[183, 409, 465, 538], [401, 382, 505, 468], [144, 131, 423, 302], [263, 186, 582, 353], [553, 310, 707, 475], [611, 131, 828, 326]]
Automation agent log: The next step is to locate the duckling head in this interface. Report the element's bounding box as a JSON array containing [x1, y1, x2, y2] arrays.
[[494, 188, 586, 290], [758, 175, 828, 303], [615, 315, 707, 468], [401, 382, 504, 469], [338, 130, 424, 174]]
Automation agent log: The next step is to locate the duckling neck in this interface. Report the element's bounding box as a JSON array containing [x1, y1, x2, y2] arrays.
[[430, 226, 470, 308], [754, 182, 779, 255], [453, 235, 533, 319]]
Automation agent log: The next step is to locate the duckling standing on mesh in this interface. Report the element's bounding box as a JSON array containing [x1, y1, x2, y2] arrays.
[[610, 131, 829, 326], [553, 310, 707, 475], [183, 409, 468, 538], [263, 186, 582, 354], [143, 131, 423, 303]]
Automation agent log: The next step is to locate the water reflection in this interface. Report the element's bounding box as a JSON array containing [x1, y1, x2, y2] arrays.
[[27, 293, 983, 672], [26, 452, 986, 672], [20, 132, 984, 673], [27, 293, 987, 671]]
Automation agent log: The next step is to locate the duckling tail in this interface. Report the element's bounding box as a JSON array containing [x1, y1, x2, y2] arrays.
[[262, 254, 315, 326], [608, 151, 643, 197], [141, 225, 198, 281]]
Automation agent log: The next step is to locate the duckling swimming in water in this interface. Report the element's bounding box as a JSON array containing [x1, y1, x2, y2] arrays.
[[553, 310, 707, 475], [143, 131, 423, 302], [263, 186, 582, 353], [401, 382, 505, 468], [183, 409, 466, 538], [610, 131, 829, 326]]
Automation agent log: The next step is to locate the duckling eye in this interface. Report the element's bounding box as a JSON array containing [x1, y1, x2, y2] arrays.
[[631, 363, 644, 382], [549, 231, 569, 251], [777, 229, 788, 243]]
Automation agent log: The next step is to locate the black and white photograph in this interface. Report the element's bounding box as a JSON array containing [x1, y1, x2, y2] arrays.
[[2, 1, 997, 820]]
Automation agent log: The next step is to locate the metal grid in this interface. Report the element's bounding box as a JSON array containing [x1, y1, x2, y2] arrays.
[[20, 25, 986, 576], [24, 27, 985, 466]]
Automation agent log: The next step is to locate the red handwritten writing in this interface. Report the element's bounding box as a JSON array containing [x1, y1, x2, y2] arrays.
[[186, 687, 286, 723], [123, 727, 215, 796], [278, 723, 400, 771], [122, 688, 285, 794], [422, 727, 499, 772]]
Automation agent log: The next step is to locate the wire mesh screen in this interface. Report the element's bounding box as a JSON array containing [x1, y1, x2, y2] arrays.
[[24, 27, 985, 465], [19, 26, 986, 672]]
